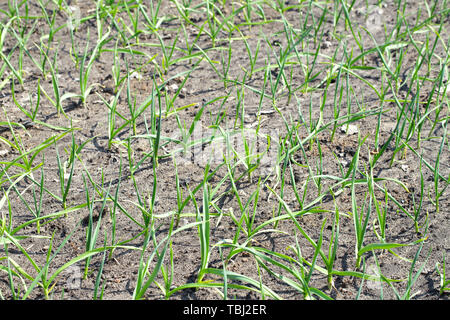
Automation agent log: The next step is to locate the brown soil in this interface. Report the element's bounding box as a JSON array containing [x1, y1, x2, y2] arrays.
[[0, 0, 449, 300]]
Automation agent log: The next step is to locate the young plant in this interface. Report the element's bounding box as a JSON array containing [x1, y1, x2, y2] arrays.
[[411, 155, 425, 234], [138, 0, 163, 30], [1, 210, 89, 300], [10, 76, 41, 123], [221, 237, 333, 300], [155, 240, 175, 299], [372, 184, 389, 243], [97, 83, 128, 150], [0, 17, 26, 87], [37, 0, 61, 80], [129, 153, 154, 235], [189, 171, 211, 283], [322, 196, 340, 290], [436, 254, 450, 296], [30, 165, 45, 234], [3, 230, 56, 299], [78, 28, 111, 106], [14, 219, 135, 300], [431, 120, 448, 213], [107, 155, 123, 260], [133, 218, 174, 300], [123, 0, 142, 43], [82, 174, 110, 280], [384, 243, 432, 300], [36, 44, 78, 117], [55, 133, 76, 210], [346, 134, 422, 268], [93, 232, 108, 300], [9, 163, 46, 235], [173, 157, 184, 228]]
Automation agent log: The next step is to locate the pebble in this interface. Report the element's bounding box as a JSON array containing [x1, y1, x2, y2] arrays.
[[129, 71, 142, 80], [321, 40, 332, 49], [340, 124, 358, 135], [180, 87, 187, 97], [169, 83, 178, 92]]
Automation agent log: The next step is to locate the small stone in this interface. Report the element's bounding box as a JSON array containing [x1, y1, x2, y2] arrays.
[[321, 40, 332, 49], [130, 71, 142, 80], [238, 190, 247, 197], [340, 124, 358, 135], [169, 83, 178, 92], [179, 87, 187, 98]]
